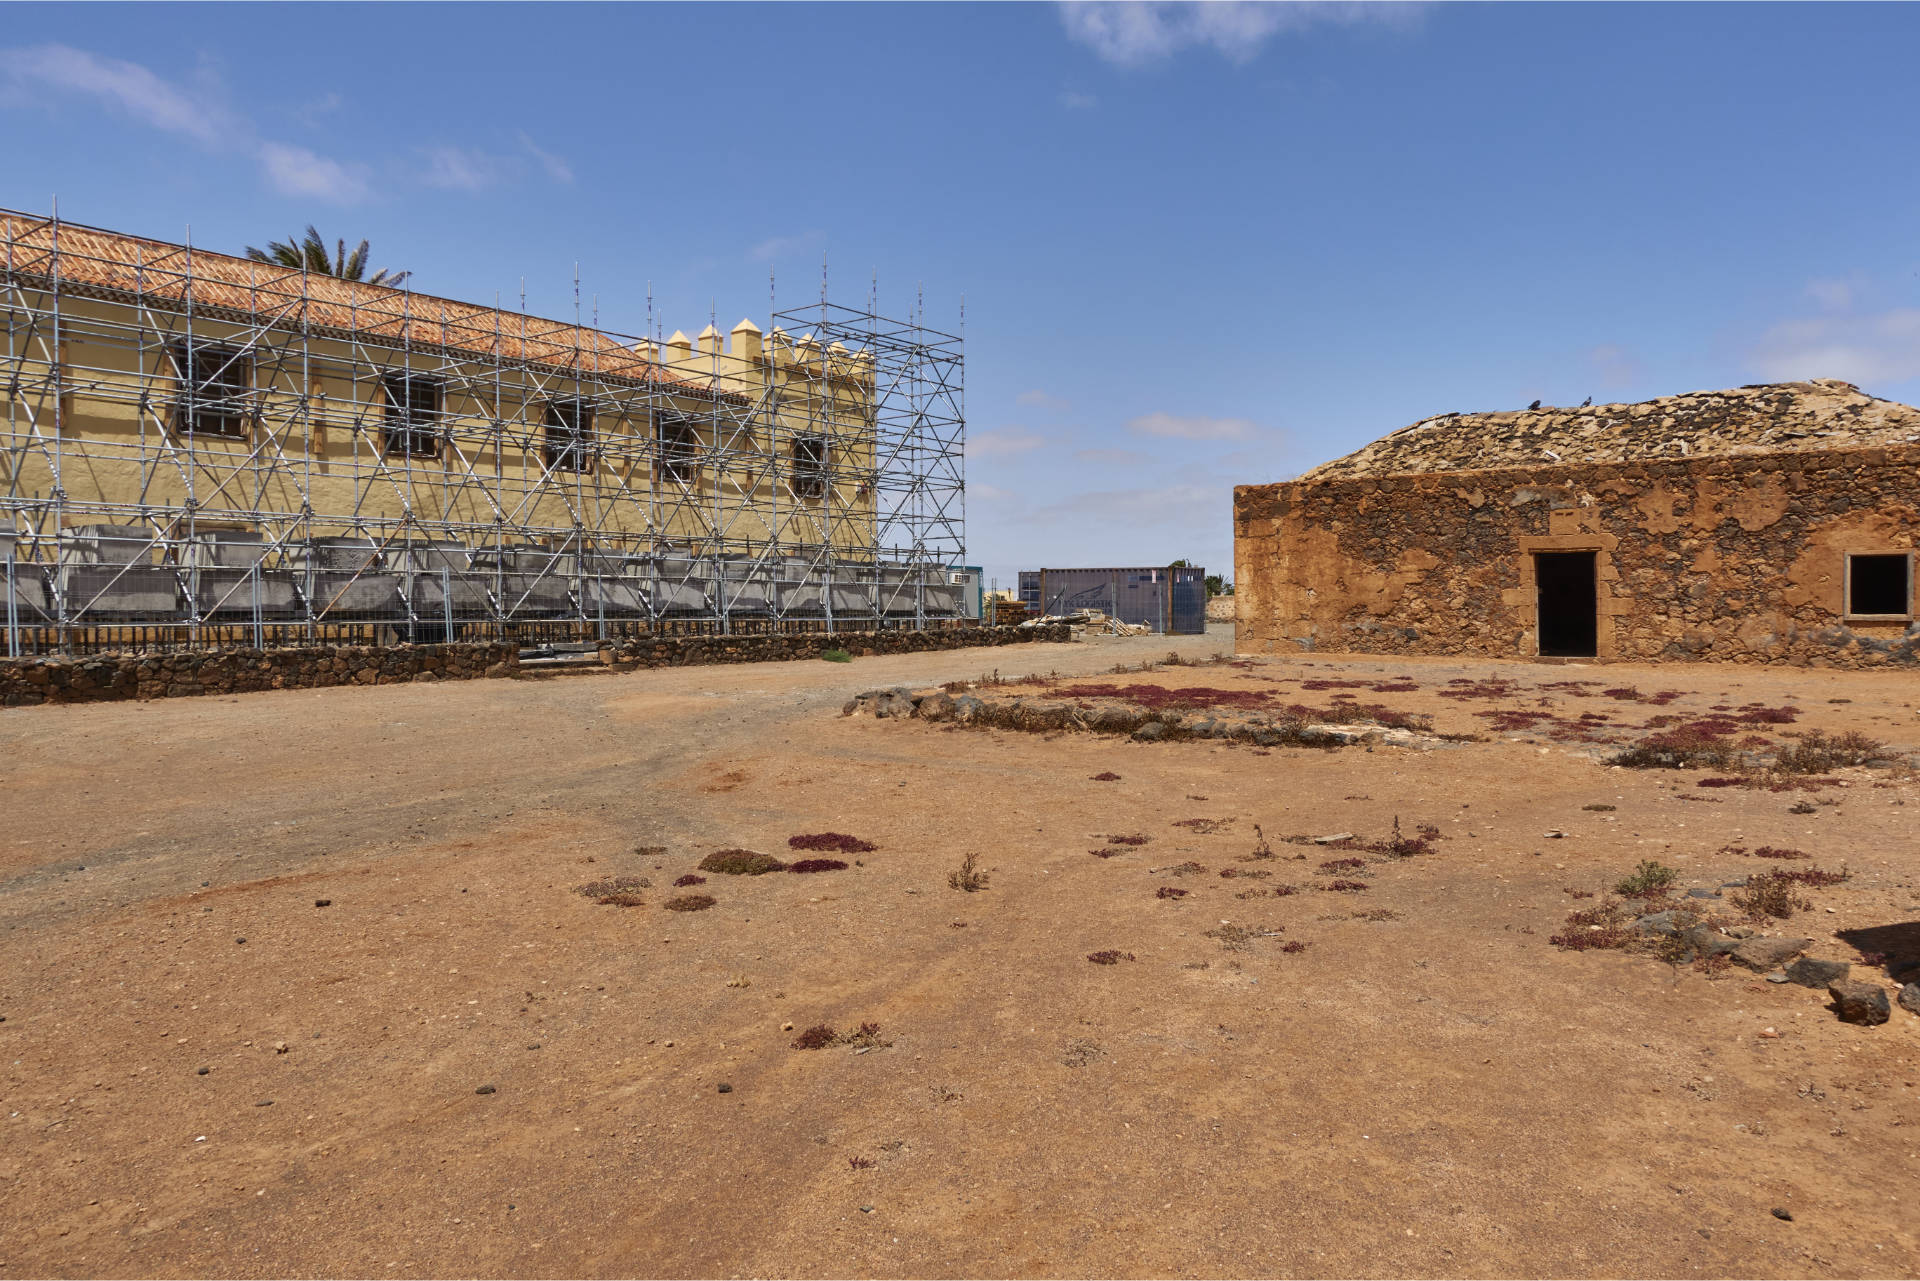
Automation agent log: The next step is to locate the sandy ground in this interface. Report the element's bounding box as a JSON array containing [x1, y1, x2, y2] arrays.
[[2, 626, 1918, 1279]]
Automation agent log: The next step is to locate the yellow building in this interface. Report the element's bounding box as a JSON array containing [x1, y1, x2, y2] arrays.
[[0, 210, 966, 642]]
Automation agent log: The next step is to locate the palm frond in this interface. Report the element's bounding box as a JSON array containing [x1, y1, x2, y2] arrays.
[[239, 227, 409, 287]]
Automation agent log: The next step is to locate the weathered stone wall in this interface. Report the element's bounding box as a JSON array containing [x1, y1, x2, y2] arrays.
[[601, 624, 1070, 668], [1234, 443, 1920, 667], [0, 642, 518, 706], [0, 625, 1073, 707]]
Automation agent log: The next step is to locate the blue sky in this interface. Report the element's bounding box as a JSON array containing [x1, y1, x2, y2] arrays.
[[5, 2, 1920, 587]]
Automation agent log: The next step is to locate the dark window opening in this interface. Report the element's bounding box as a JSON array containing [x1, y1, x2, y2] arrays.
[[543, 399, 593, 473], [1848, 553, 1912, 617], [1535, 551, 1598, 658], [791, 433, 828, 501], [171, 342, 251, 438], [657, 413, 699, 484], [381, 373, 442, 459]]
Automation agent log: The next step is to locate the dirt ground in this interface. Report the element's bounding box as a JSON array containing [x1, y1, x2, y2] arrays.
[[2, 625, 1918, 1279]]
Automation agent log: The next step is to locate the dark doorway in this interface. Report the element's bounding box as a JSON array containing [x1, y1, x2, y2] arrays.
[[1535, 551, 1598, 657]]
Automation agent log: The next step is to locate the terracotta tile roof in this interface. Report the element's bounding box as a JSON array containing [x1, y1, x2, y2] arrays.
[[0, 211, 716, 396], [1302, 380, 1920, 480]]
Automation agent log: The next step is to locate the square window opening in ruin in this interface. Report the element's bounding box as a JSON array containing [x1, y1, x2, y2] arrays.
[[791, 433, 829, 501], [656, 412, 700, 484], [171, 342, 252, 439], [1535, 550, 1598, 658], [1846, 552, 1913, 619], [543, 399, 594, 473], [381, 372, 443, 459]]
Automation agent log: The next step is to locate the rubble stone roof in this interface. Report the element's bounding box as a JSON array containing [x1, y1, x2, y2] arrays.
[[1301, 380, 1920, 480]]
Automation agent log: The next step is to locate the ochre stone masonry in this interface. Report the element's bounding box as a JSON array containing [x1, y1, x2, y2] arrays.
[[1236, 382, 1920, 668], [0, 625, 1069, 707]]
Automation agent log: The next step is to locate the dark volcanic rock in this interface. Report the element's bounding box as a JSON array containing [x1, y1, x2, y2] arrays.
[[1828, 980, 1891, 1026]]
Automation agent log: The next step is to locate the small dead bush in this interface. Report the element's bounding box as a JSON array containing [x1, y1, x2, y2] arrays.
[[1773, 864, 1850, 888], [700, 849, 786, 875], [1729, 873, 1810, 921], [1319, 857, 1367, 873], [1205, 923, 1282, 951], [1606, 722, 1740, 770], [1155, 886, 1189, 900], [1549, 898, 1633, 951], [1107, 833, 1151, 846], [1279, 940, 1308, 954], [1774, 729, 1886, 774], [948, 852, 990, 893], [597, 891, 646, 908], [1087, 950, 1136, 965], [789, 858, 849, 874], [791, 1024, 837, 1050], [1582, 803, 1616, 812], [1322, 879, 1370, 893], [663, 894, 717, 912], [673, 874, 707, 887], [1090, 771, 1123, 782]]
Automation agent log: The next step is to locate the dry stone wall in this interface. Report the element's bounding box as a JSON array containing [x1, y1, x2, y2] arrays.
[[1234, 442, 1920, 668], [0, 625, 1072, 707]]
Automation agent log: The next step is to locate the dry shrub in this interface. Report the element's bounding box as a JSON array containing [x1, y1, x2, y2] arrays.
[[788, 858, 849, 874], [1106, 834, 1151, 846], [1606, 722, 1740, 770], [789, 833, 877, 853], [1090, 771, 1122, 782], [1729, 873, 1809, 921], [1086, 950, 1135, 965], [663, 894, 716, 912], [1549, 898, 1633, 951], [597, 891, 646, 908], [673, 874, 706, 887], [948, 852, 990, 893], [791, 1024, 837, 1050], [1614, 859, 1677, 898], [1319, 857, 1366, 873], [1774, 729, 1886, 774], [1155, 886, 1188, 900], [576, 875, 649, 900], [1322, 879, 1370, 893], [700, 849, 786, 875]]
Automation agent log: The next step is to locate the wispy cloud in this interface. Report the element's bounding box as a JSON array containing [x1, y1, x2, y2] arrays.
[[420, 145, 503, 191], [971, 428, 1047, 458], [0, 42, 227, 142], [1032, 481, 1225, 530], [749, 230, 827, 263], [1059, 89, 1099, 110], [1058, 1, 1422, 69], [259, 142, 371, 204], [1749, 309, 1920, 387], [1127, 411, 1261, 441], [517, 131, 574, 183], [1016, 389, 1072, 411], [1804, 276, 1859, 312]]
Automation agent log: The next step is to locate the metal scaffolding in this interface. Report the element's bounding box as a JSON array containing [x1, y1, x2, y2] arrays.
[[0, 207, 967, 655]]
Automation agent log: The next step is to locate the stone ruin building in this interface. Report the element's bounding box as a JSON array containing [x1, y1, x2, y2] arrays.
[[1233, 380, 1919, 666]]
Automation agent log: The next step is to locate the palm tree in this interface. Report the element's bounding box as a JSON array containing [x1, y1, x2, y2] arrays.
[[245, 226, 411, 288]]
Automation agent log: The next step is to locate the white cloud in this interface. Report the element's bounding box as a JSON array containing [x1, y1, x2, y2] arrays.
[[258, 142, 371, 204], [1059, 89, 1098, 110], [419, 145, 503, 191], [517, 131, 574, 183], [0, 42, 226, 143], [970, 482, 1016, 502], [1016, 389, 1072, 410], [1749, 309, 1920, 387], [971, 429, 1046, 457], [749, 230, 827, 263], [1058, 1, 1420, 68], [1074, 446, 1153, 465], [1127, 411, 1260, 441]]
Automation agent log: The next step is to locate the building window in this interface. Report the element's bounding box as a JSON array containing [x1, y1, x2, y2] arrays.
[[543, 399, 593, 473], [1846, 553, 1912, 618], [791, 433, 828, 501], [657, 413, 699, 484], [171, 342, 251, 438], [381, 372, 442, 459]]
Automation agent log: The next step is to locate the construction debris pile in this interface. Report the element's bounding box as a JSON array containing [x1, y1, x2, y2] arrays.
[[1020, 609, 1151, 637]]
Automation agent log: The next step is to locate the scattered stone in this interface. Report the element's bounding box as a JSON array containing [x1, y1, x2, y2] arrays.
[[235, 937, 246, 945], [1542, 830, 1566, 839], [195, 1067, 209, 1076], [1771, 1207, 1793, 1222], [1131, 721, 1169, 742], [1897, 983, 1920, 1017], [1783, 957, 1849, 989], [1681, 926, 1740, 958], [1764, 971, 1789, 984], [1731, 936, 1810, 971], [1633, 910, 1685, 937], [254, 1100, 273, 1108], [717, 1083, 733, 1094], [860, 1205, 874, 1214], [1685, 888, 1718, 899], [475, 1084, 497, 1095], [1312, 833, 1356, 845], [273, 1041, 289, 1054], [526, 1043, 541, 1051], [314, 899, 331, 908], [1828, 980, 1891, 1026]]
